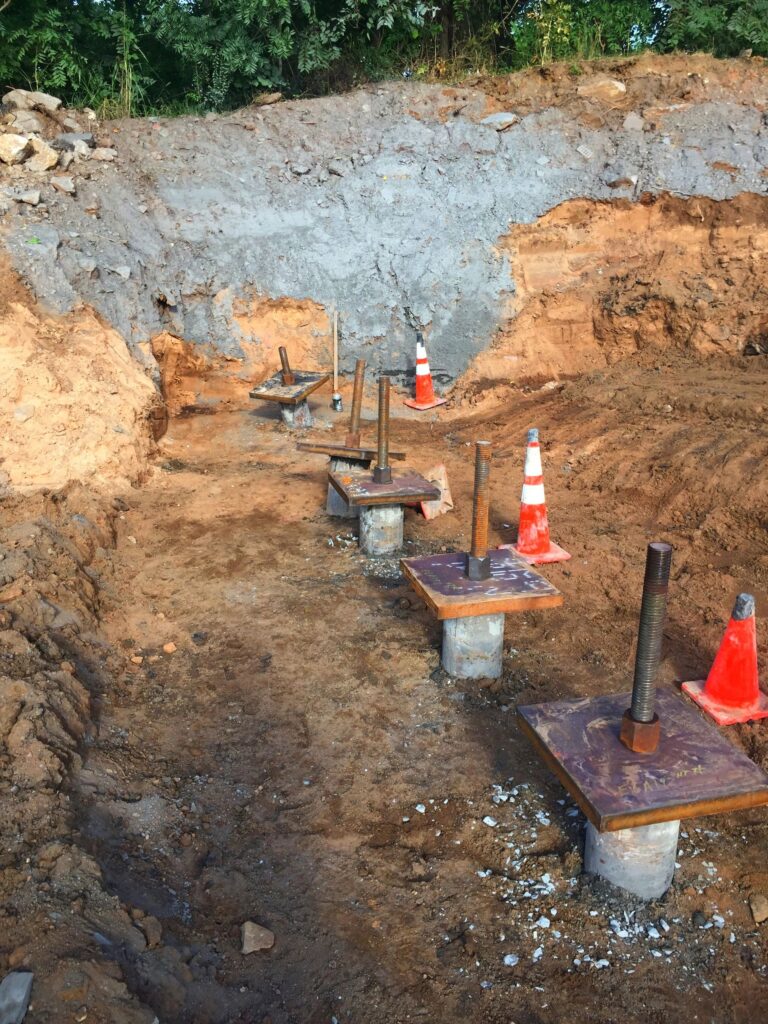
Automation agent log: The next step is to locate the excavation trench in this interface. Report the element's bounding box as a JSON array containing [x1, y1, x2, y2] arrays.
[[33, 341, 764, 1023]]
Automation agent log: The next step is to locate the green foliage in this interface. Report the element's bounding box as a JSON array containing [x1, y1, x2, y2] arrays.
[[0, 1, 765, 117], [660, 1, 768, 56], [508, 1, 663, 67]]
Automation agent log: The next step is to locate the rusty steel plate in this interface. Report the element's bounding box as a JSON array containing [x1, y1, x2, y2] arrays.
[[401, 549, 562, 620], [249, 371, 331, 406], [518, 688, 768, 832], [296, 442, 406, 461], [328, 467, 440, 507]]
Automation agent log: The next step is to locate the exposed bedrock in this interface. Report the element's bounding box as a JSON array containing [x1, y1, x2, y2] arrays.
[[3, 59, 768, 400]]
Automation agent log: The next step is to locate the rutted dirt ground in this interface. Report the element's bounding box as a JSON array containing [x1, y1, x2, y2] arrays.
[[2, 346, 767, 1022]]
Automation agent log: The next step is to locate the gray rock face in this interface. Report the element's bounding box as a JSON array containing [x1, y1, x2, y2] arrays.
[[3, 82, 768, 383]]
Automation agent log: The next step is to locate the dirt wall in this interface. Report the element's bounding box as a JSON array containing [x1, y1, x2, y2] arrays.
[[463, 192, 768, 389], [0, 263, 160, 494]]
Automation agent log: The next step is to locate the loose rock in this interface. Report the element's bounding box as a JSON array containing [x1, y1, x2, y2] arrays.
[[3, 188, 41, 207], [3, 88, 62, 113], [53, 132, 95, 152], [480, 111, 520, 131], [90, 147, 117, 162], [0, 134, 31, 166], [9, 110, 46, 135], [0, 971, 34, 1024], [27, 139, 60, 173], [749, 893, 768, 924], [141, 915, 162, 948], [577, 77, 627, 103], [51, 176, 76, 196], [241, 921, 275, 954]]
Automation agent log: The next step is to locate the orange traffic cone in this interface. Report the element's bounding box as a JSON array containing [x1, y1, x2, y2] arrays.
[[505, 428, 570, 565], [682, 593, 768, 725], [404, 333, 446, 411]]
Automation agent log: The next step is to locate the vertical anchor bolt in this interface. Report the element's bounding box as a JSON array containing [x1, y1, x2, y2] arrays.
[[373, 376, 392, 484], [345, 358, 366, 448], [465, 440, 492, 581], [620, 541, 673, 754], [279, 346, 295, 386]]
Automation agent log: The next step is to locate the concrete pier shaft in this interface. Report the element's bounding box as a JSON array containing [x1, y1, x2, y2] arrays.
[[584, 819, 680, 899], [359, 504, 404, 555], [442, 613, 505, 679], [281, 400, 313, 429]]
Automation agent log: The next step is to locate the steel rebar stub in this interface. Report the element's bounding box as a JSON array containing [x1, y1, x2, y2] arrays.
[[517, 688, 768, 832], [401, 549, 562, 621], [297, 442, 406, 461], [249, 370, 331, 407]]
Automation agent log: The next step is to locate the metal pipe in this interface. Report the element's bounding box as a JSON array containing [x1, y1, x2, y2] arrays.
[[466, 440, 492, 580], [279, 346, 295, 386], [373, 376, 392, 484], [630, 542, 673, 723], [345, 358, 366, 448]]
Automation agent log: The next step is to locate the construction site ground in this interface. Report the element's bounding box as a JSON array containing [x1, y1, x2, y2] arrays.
[[2, 346, 767, 1023]]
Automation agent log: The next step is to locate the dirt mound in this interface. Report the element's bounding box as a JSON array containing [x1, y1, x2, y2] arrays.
[[0, 261, 161, 494], [474, 51, 768, 122]]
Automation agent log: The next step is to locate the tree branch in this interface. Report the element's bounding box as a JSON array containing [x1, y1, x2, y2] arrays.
[[0, 0, 12, 13]]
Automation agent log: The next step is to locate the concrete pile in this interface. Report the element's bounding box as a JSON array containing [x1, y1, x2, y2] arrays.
[[0, 88, 116, 207]]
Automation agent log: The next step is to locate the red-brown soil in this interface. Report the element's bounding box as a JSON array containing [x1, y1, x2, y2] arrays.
[[3, 347, 766, 1022]]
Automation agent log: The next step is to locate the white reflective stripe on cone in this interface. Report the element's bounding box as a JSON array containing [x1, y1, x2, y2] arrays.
[[521, 483, 546, 505], [524, 446, 543, 477], [415, 363, 430, 375]]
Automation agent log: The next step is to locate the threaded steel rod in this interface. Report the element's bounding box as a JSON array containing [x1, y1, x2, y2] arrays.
[[470, 441, 492, 559], [346, 358, 366, 446], [373, 376, 392, 483], [630, 541, 673, 723], [279, 346, 295, 386]]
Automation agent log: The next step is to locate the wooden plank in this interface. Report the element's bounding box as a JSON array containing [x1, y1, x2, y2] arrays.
[[250, 371, 331, 406], [328, 468, 440, 507], [401, 549, 563, 620], [517, 689, 768, 831], [296, 442, 406, 461]]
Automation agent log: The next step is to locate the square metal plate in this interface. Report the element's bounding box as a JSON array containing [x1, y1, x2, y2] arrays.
[[296, 442, 406, 461], [401, 549, 563, 620], [328, 467, 440, 507], [518, 688, 768, 831], [250, 371, 331, 406]]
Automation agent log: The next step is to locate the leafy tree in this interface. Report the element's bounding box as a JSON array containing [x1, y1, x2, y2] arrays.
[[660, 1, 768, 56], [0, 1, 765, 116]]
